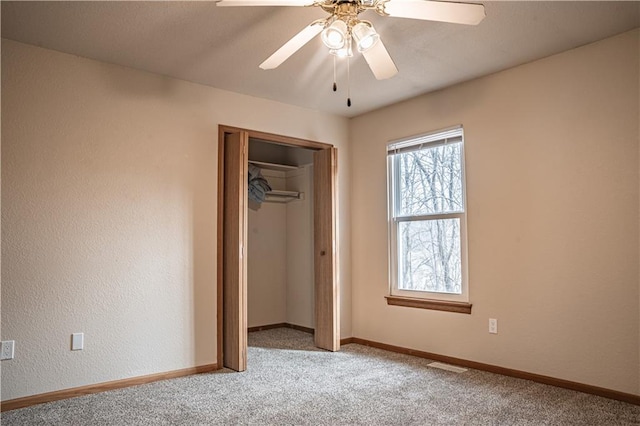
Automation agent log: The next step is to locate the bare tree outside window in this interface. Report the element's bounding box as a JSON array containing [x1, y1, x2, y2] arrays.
[[388, 128, 467, 300]]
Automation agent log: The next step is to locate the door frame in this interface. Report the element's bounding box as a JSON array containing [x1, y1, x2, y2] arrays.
[[217, 125, 339, 370]]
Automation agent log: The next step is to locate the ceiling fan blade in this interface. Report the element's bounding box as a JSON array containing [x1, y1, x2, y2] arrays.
[[362, 38, 398, 80], [217, 0, 313, 6], [383, 0, 485, 25], [260, 22, 324, 70]]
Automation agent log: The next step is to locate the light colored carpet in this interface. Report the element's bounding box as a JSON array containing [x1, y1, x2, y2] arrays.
[[2, 328, 639, 425]]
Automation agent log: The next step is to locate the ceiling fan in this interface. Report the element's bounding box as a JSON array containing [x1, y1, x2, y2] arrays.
[[217, 0, 485, 104]]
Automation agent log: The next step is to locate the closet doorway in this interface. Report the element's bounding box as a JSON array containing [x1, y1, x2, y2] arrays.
[[217, 125, 339, 372]]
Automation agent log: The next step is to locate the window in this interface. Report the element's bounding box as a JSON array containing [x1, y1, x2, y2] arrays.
[[387, 126, 470, 312]]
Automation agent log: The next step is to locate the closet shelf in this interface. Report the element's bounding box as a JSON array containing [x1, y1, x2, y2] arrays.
[[249, 160, 298, 172], [265, 190, 304, 203]]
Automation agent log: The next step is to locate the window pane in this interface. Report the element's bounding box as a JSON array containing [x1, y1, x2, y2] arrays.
[[396, 142, 463, 216], [398, 219, 462, 294]]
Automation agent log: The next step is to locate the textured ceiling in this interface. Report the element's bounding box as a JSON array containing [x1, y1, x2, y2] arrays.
[[2, 1, 639, 117]]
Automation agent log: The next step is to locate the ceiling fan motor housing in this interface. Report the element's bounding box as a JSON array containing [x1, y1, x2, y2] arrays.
[[320, 0, 380, 53]]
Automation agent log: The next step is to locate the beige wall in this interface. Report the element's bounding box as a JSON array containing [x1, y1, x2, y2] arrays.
[[1, 39, 351, 401], [286, 165, 315, 329], [350, 29, 640, 395], [247, 171, 287, 327], [247, 166, 315, 330]]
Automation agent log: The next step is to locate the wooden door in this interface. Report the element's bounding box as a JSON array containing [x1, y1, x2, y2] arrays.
[[313, 147, 339, 351], [218, 126, 339, 367], [222, 131, 248, 371]]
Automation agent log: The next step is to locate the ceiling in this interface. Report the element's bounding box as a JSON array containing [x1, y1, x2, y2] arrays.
[[2, 1, 639, 117]]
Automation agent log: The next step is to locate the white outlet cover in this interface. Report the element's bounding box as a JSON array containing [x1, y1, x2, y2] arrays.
[[489, 318, 498, 334], [72, 333, 84, 351], [1, 340, 15, 360]]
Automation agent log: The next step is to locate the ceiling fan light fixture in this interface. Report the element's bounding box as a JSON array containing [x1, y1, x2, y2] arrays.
[[321, 19, 348, 50], [329, 39, 353, 58], [352, 21, 379, 52]]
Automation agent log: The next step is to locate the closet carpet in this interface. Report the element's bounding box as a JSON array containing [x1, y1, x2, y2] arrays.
[[3, 328, 639, 425]]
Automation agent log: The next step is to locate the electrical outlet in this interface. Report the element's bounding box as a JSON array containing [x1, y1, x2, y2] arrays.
[[489, 318, 498, 334], [1, 341, 15, 360]]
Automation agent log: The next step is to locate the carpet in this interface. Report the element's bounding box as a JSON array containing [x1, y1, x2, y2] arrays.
[[3, 328, 639, 425]]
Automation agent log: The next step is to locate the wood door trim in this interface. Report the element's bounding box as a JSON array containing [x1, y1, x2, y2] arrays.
[[313, 147, 339, 351], [216, 127, 225, 369], [219, 125, 332, 151], [221, 131, 248, 371]]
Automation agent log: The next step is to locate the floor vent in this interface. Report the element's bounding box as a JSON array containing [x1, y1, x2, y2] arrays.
[[428, 362, 468, 373]]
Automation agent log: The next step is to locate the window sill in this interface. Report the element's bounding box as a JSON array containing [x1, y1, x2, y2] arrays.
[[385, 296, 472, 314]]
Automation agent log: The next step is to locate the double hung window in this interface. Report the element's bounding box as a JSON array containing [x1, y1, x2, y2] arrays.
[[387, 126, 469, 305]]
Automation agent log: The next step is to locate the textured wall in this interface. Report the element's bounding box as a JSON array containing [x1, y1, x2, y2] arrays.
[[1, 39, 350, 401], [246, 165, 315, 330], [286, 165, 315, 329], [247, 171, 288, 327], [350, 29, 640, 394]]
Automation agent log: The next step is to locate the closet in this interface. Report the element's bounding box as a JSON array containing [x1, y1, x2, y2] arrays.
[[218, 126, 338, 372], [246, 138, 315, 332]]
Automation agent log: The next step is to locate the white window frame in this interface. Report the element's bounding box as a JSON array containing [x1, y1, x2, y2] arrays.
[[387, 126, 469, 303]]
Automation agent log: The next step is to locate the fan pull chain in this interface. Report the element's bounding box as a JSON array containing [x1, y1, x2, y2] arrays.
[[347, 56, 351, 107], [333, 56, 337, 92]]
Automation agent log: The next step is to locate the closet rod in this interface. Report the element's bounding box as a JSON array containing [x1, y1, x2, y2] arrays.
[[264, 190, 304, 203]]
